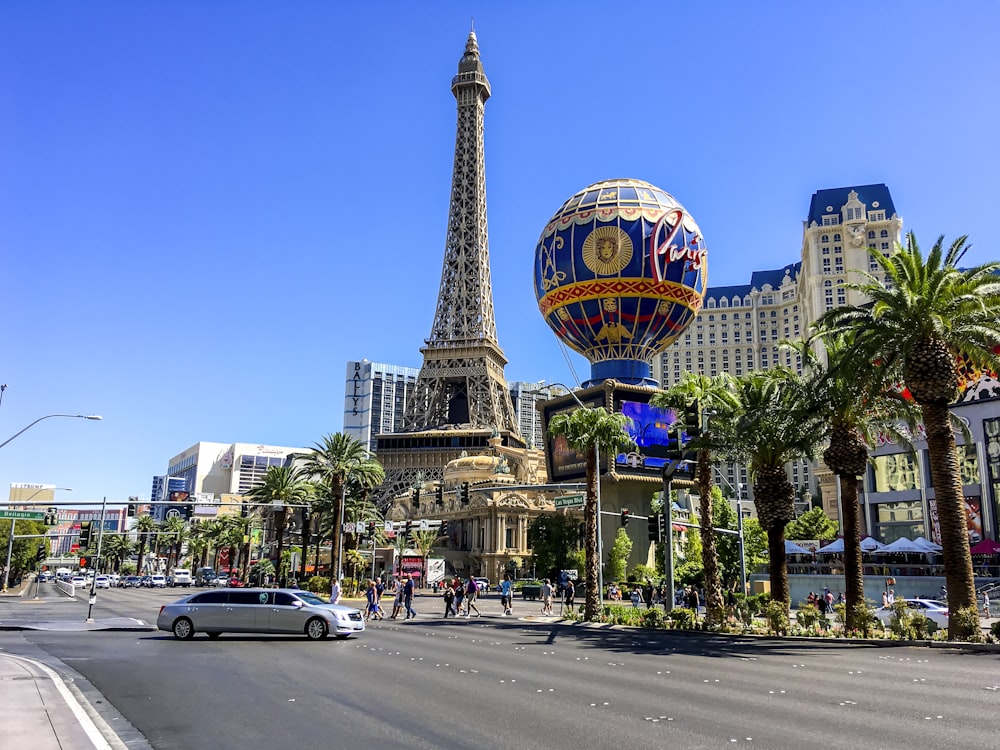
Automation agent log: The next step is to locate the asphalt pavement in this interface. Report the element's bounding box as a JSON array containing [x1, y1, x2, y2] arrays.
[[1, 578, 996, 750]]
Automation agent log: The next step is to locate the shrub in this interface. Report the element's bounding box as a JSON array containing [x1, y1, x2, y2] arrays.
[[764, 601, 789, 635], [795, 602, 822, 628], [888, 599, 915, 639], [951, 605, 985, 643], [990, 620, 1000, 641], [910, 612, 936, 639], [640, 607, 665, 629], [666, 607, 697, 630], [307, 576, 330, 595]]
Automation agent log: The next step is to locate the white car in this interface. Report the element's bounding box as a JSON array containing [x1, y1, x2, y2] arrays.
[[70, 576, 87, 587], [875, 598, 949, 628], [150, 574, 167, 588], [172, 569, 193, 587], [94, 575, 111, 589]]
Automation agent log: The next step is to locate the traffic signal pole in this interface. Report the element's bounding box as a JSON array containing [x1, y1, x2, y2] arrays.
[[85, 496, 107, 623]]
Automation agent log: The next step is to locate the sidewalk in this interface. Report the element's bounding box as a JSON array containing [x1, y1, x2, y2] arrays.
[[0, 652, 117, 749]]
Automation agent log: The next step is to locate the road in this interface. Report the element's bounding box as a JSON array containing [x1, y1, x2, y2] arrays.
[[2, 583, 999, 749]]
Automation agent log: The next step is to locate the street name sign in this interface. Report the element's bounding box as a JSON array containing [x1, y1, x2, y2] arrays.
[[0, 510, 45, 521], [554, 494, 584, 508]]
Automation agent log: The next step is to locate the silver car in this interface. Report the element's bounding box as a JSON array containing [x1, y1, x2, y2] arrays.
[[156, 588, 365, 640]]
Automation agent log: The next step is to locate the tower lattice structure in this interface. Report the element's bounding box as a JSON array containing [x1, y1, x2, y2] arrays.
[[374, 31, 524, 506]]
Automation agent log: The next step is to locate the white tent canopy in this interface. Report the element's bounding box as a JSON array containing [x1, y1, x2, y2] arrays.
[[913, 536, 943, 552], [816, 538, 844, 554], [785, 540, 813, 555], [860, 536, 886, 552], [875, 536, 927, 554]]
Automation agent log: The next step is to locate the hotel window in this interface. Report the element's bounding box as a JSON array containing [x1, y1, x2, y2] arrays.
[[822, 215, 839, 226], [833, 234, 841, 241], [821, 234, 829, 243], [835, 258, 844, 271], [822, 246, 830, 255], [868, 230, 876, 239], [837, 290, 846, 304], [880, 229, 888, 238], [834, 245, 842, 253], [870, 453, 920, 491], [869, 210, 885, 221], [823, 258, 831, 272], [881, 242, 890, 250]]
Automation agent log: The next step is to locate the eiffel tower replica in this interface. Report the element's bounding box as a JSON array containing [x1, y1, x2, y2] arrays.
[[374, 30, 524, 505]]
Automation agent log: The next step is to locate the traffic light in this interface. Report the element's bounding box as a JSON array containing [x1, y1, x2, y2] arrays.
[[620, 509, 630, 527], [367, 520, 376, 536], [412, 488, 420, 509], [44, 510, 58, 526], [36, 545, 47, 562], [79, 556, 89, 569], [78, 521, 92, 550], [681, 399, 702, 444], [647, 513, 663, 542], [439, 520, 449, 536], [127, 496, 138, 517], [435, 485, 444, 506], [404, 520, 412, 535], [577, 522, 585, 547], [460, 482, 470, 505]]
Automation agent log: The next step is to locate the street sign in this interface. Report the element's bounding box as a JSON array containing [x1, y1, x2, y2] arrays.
[[0, 510, 45, 521], [554, 494, 584, 508]]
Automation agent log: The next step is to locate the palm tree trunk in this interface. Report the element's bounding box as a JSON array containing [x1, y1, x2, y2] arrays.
[[299, 512, 310, 581], [584, 444, 600, 621], [137, 539, 146, 576], [274, 508, 286, 587], [765, 522, 789, 608], [922, 402, 977, 639], [697, 450, 724, 625], [838, 473, 866, 632], [331, 486, 344, 581]]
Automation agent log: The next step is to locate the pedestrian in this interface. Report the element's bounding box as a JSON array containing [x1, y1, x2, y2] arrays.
[[887, 589, 895, 605], [390, 579, 404, 619], [375, 577, 386, 619], [500, 573, 513, 616], [643, 579, 654, 609], [881, 590, 888, 608], [454, 576, 465, 616], [403, 574, 417, 619], [983, 590, 991, 617], [330, 577, 341, 605], [443, 583, 456, 617], [689, 587, 701, 615], [563, 578, 575, 612], [824, 589, 834, 612], [364, 580, 381, 621], [630, 587, 641, 609], [541, 579, 553, 615], [465, 576, 481, 617]]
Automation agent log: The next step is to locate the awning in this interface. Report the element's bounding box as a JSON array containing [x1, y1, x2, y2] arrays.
[[672, 524, 686, 532]]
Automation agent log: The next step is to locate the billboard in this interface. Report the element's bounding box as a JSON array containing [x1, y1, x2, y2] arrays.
[[542, 393, 606, 482]]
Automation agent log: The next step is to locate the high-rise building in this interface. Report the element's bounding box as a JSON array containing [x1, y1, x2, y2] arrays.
[[651, 184, 904, 503], [343, 360, 420, 453], [508, 381, 566, 451], [374, 30, 525, 504]]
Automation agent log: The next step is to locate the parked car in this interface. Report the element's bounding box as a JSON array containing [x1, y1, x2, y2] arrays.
[[875, 598, 950, 628], [140, 575, 153, 588], [123, 575, 141, 588], [94, 575, 111, 589], [108, 574, 121, 587], [150, 574, 167, 588], [156, 588, 365, 640]]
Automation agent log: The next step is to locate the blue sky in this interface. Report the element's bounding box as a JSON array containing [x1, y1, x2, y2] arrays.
[[2, 2, 998, 506]]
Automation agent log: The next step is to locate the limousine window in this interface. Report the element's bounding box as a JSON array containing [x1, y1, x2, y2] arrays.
[[229, 590, 268, 605], [190, 591, 228, 604]]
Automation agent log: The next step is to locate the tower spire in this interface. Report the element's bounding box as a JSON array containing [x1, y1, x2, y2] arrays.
[[402, 32, 518, 436]]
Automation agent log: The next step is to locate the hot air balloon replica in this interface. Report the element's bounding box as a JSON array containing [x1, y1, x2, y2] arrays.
[[534, 178, 707, 386]]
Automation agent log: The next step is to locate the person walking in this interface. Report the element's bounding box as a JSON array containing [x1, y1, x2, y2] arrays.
[[541, 579, 553, 615], [454, 576, 465, 617], [563, 578, 575, 613], [375, 577, 387, 619], [465, 576, 481, 618], [500, 573, 513, 616], [443, 583, 456, 617], [330, 577, 341, 605], [403, 574, 417, 620], [364, 580, 381, 621], [390, 578, 404, 619], [983, 590, 991, 617]]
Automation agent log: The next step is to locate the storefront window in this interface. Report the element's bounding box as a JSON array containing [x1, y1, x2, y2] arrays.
[[870, 453, 920, 491]]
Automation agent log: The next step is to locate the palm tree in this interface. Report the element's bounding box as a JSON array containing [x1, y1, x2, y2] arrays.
[[547, 406, 637, 621], [817, 233, 1000, 639], [193, 519, 225, 570], [220, 515, 250, 580], [724, 370, 825, 610], [102, 534, 134, 573], [409, 528, 441, 587], [298, 433, 385, 582], [160, 516, 187, 573], [247, 465, 311, 587], [652, 371, 740, 625], [134, 514, 157, 575], [792, 334, 920, 632]]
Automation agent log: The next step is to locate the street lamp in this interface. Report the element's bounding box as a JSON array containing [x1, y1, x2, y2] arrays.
[[2, 487, 72, 592], [713, 467, 748, 596], [0, 414, 102, 450]]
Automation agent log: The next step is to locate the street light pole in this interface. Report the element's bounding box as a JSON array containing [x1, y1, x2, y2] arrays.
[[713, 467, 748, 596], [85, 496, 108, 622], [0, 414, 102, 450]]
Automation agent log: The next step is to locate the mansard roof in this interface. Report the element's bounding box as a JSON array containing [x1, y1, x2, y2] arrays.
[[806, 183, 896, 226]]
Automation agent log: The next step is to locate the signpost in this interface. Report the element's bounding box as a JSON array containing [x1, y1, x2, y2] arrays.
[[554, 494, 584, 509]]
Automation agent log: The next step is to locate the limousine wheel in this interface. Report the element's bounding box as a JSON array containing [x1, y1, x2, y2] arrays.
[[305, 617, 328, 640], [172, 617, 194, 640]]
